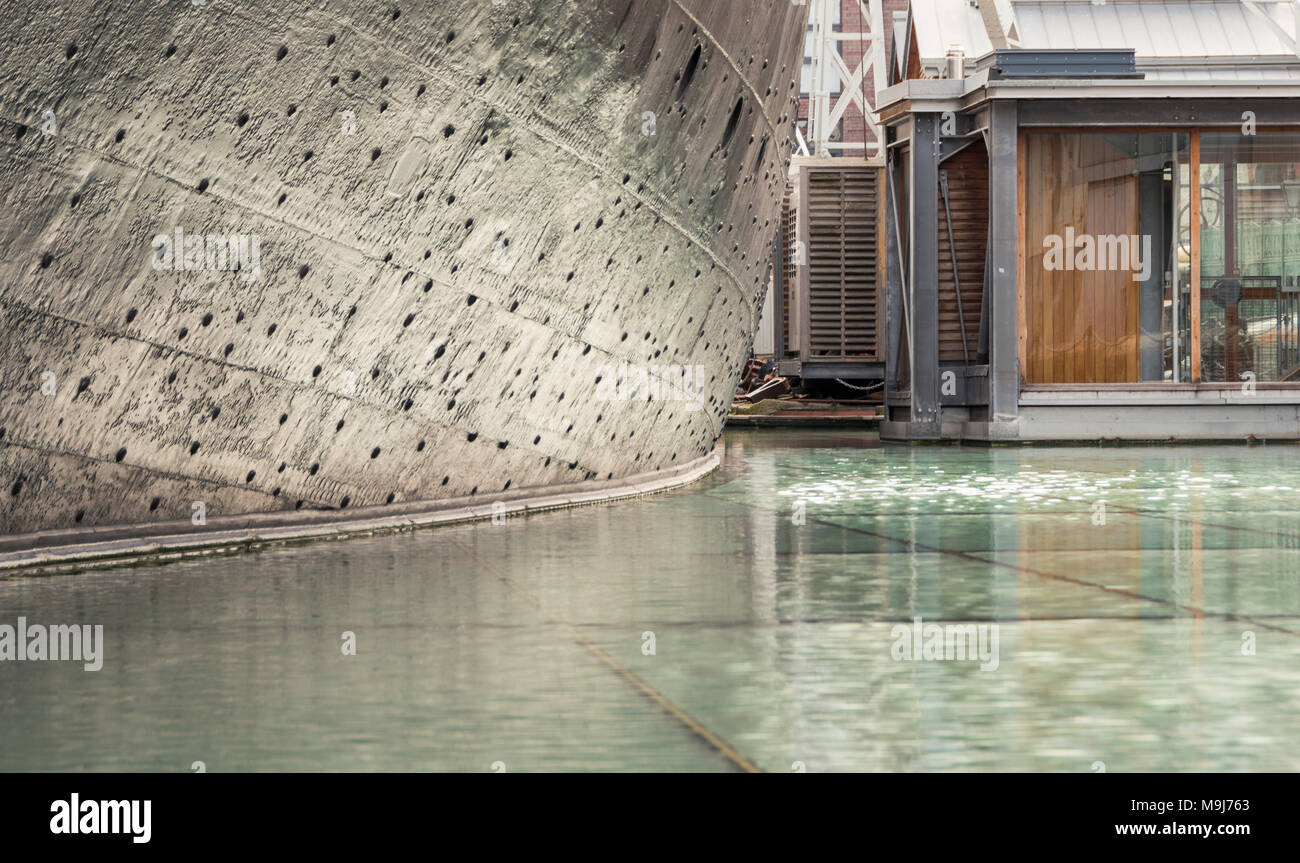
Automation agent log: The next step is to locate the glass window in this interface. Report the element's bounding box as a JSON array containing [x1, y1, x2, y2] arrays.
[[1023, 133, 1190, 384], [1193, 132, 1300, 382]]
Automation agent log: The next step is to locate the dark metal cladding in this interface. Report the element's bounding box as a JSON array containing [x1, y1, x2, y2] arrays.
[[990, 49, 1142, 80], [0, 1, 808, 534]]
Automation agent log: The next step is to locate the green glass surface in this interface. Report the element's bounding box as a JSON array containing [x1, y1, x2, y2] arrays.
[[2, 430, 1298, 772]]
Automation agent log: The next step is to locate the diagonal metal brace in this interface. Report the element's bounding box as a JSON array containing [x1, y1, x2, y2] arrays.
[[939, 170, 970, 363]]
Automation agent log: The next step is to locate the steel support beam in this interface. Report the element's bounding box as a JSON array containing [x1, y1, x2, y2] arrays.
[[772, 231, 786, 359], [909, 113, 941, 436], [1019, 99, 1300, 127], [1139, 170, 1165, 381], [987, 101, 1020, 424], [884, 158, 904, 388]]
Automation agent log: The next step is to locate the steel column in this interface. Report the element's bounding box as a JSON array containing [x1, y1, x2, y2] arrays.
[[987, 100, 1020, 423], [909, 112, 941, 436]]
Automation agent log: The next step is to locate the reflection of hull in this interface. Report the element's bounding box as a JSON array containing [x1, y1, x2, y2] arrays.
[[0, 1, 806, 534]]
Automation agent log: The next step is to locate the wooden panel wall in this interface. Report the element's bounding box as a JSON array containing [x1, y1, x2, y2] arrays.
[[937, 141, 988, 363], [1023, 134, 1141, 383]]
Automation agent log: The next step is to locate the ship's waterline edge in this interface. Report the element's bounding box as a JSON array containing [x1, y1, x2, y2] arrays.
[[0, 447, 721, 576]]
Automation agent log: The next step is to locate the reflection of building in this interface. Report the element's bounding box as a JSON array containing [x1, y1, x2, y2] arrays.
[[877, 0, 1300, 441]]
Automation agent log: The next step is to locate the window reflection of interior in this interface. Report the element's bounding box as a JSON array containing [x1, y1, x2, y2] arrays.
[[1192, 133, 1300, 383]]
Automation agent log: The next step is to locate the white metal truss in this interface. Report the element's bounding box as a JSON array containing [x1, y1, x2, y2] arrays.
[[975, 0, 1021, 51], [806, 0, 885, 161], [1242, 0, 1300, 58]]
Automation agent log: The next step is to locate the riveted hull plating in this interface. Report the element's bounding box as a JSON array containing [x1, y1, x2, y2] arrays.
[[0, 0, 806, 534]]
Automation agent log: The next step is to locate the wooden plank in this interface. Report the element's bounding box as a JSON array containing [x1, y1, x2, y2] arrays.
[[1100, 138, 1112, 384], [1062, 136, 1071, 381], [1060, 134, 1072, 384], [1093, 137, 1103, 382], [1097, 139, 1112, 384], [1018, 130, 1029, 382]]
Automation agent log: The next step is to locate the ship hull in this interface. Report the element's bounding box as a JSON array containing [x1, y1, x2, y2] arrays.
[[0, 0, 805, 535]]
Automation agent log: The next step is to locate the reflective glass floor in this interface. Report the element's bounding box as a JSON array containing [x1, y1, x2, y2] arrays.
[[2, 430, 1299, 772]]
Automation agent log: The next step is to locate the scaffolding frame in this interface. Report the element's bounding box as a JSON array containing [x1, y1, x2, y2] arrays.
[[806, 0, 886, 160]]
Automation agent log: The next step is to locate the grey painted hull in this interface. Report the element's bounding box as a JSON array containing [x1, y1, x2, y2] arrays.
[[0, 0, 805, 535]]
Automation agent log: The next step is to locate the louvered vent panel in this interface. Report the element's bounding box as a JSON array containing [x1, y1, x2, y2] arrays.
[[780, 186, 798, 356], [804, 166, 881, 359]]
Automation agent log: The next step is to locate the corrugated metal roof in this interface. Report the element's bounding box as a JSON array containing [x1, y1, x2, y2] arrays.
[[912, 0, 995, 61], [910, 0, 1300, 67], [1137, 60, 1300, 79], [1013, 0, 1297, 59]]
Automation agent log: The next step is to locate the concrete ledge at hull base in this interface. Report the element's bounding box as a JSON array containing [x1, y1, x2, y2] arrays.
[[0, 450, 722, 576], [726, 413, 881, 428]]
